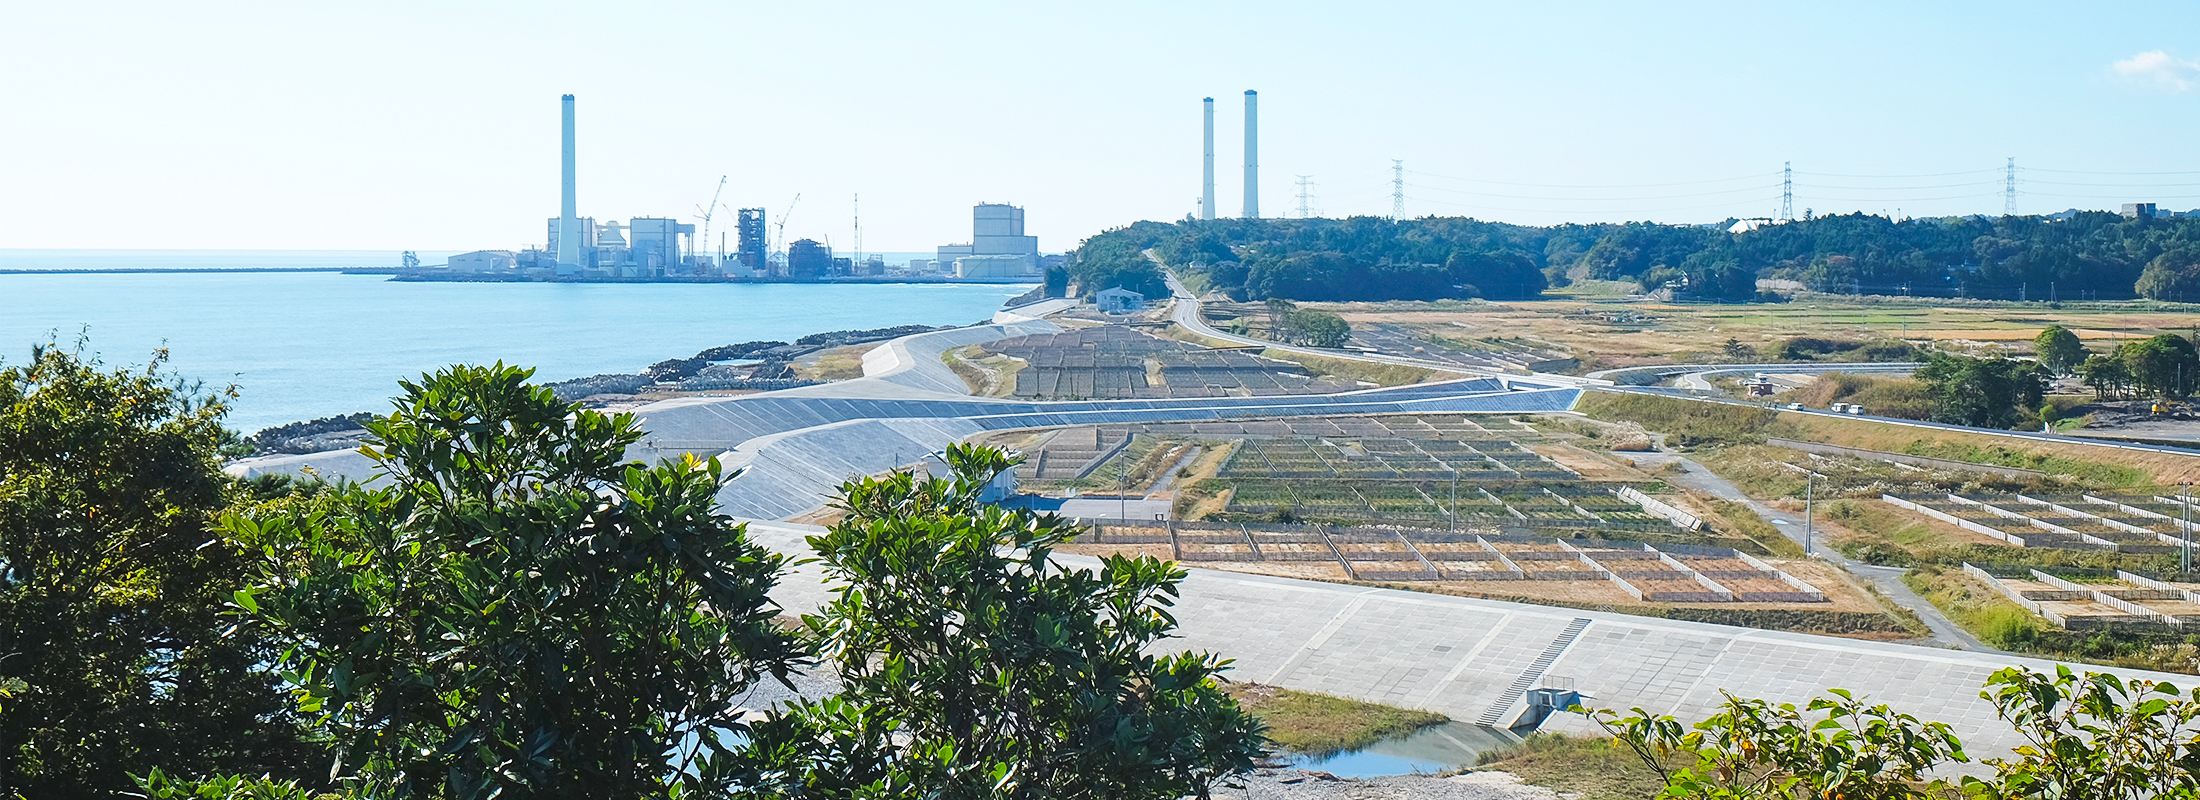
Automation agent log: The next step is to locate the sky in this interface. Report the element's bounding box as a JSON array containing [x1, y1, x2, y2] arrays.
[[6, 1, 2200, 253]]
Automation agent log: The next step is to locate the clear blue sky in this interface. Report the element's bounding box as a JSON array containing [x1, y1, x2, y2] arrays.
[[5, 1, 2198, 252]]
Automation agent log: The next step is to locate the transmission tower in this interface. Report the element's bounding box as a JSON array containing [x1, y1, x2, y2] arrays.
[[1781, 162, 1793, 222], [1295, 175, 1315, 219], [1391, 160, 1406, 219], [2004, 158, 2018, 216]]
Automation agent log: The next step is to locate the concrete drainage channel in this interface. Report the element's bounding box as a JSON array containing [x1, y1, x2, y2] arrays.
[[1282, 721, 1525, 778]]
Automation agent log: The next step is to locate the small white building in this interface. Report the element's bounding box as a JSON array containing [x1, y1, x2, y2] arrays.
[[1095, 286, 1146, 314], [448, 250, 518, 273]]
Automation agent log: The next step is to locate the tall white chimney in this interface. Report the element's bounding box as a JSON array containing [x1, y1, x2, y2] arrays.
[[556, 94, 580, 268], [1242, 90, 1258, 219], [1201, 97, 1216, 221]]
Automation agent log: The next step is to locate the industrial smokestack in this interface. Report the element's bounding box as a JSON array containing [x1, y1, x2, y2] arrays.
[[1242, 90, 1258, 219], [557, 94, 580, 267], [1201, 97, 1216, 221]]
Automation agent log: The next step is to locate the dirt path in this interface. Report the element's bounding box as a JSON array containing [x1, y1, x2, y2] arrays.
[[1627, 452, 1999, 653]]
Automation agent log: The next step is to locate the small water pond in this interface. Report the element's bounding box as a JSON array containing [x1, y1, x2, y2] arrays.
[[1282, 721, 1524, 778]]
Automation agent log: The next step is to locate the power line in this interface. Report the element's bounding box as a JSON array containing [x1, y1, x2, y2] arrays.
[[1406, 169, 1778, 189], [1791, 180, 2001, 190], [1794, 169, 1998, 178], [1404, 182, 1779, 201], [2026, 168, 2200, 175], [1403, 194, 1785, 215]]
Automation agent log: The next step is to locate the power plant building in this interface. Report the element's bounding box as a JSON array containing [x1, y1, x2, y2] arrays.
[[934, 202, 1041, 279], [517, 93, 713, 279]]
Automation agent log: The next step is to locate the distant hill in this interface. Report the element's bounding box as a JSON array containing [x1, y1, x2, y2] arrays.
[[1067, 212, 2200, 303]]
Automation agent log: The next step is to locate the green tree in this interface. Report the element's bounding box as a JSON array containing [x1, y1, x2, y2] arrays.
[[2137, 246, 2200, 301], [0, 343, 319, 798], [2117, 333, 2200, 398], [228, 364, 803, 799], [732, 445, 1265, 799], [1916, 353, 2034, 428], [1263, 297, 1298, 333], [2032, 325, 2086, 376], [2078, 354, 2133, 399], [1585, 689, 1966, 800], [1279, 310, 1351, 348], [1722, 338, 1756, 362], [1042, 266, 1068, 298], [1961, 666, 2200, 800]]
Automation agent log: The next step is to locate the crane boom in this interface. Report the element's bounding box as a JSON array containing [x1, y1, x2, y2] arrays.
[[693, 175, 727, 266], [771, 193, 801, 255]]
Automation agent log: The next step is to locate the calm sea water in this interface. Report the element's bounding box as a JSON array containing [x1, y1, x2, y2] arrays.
[[0, 268, 1032, 432]]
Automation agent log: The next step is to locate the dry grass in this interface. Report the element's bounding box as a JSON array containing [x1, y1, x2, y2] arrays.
[[795, 345, 872, 381], [1222, 683, 1448, 756], [1779, 413, 2200, 485], [1303, 297, 2200, 370], [1475, 732, 1675, 800]]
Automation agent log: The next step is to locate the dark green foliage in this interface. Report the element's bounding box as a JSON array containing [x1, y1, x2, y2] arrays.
[[2033, 325, 2086, 375], [1914, 353, 2049, 428], [1066, 223, 1169, 300], [2118, 333, 2200, 398], [2136, 245, 2200, 301], [1277, 310, 1350, 348], [1093, 210, 2200, 304], [732, 445, 1265, 799], [1043, 265, 1068, 298], [227, 363, 803, 800], [0, 343, 319, 798]]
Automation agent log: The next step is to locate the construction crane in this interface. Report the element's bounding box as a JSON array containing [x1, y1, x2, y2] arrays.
[[771, 193, 801, 255], [693, 175, 727, 265]]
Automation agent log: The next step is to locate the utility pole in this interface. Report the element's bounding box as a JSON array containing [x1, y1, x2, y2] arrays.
[[1295, 175, 1315, 219], [2184, 481, 2192, 576], [2005, 157, 2018, 217], [1449, 467, 1459, 533], [1781, 162, 1794, 222], [1804, 472, 1815, 557], [852, 194, 861, 267], [1392, 159, 1406, 220]]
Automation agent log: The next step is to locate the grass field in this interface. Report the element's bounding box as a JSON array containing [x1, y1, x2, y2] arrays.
[[1306, 296, 2200, 371], [1221, 683, 1448, 756]]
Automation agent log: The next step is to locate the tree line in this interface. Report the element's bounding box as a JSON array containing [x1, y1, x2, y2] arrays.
[[1065, 211, 2200, 304], [0, 345, 1261, 799]]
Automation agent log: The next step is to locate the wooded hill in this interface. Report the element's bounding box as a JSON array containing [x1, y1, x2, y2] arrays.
[[1066, 212, 2200, 303]]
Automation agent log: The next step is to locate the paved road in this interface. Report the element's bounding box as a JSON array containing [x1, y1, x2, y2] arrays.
[[1628, 452, 1997, 652]]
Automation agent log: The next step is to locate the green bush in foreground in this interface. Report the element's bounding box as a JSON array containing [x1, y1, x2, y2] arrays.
[[1582, 665, 2200, 800], [228, 364, 805, 799], [0, 343, 320, 798], [727, 445, 1265, 799]]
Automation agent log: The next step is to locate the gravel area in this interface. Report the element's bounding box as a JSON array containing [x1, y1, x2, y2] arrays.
[[1219, 769, 1567, 800]]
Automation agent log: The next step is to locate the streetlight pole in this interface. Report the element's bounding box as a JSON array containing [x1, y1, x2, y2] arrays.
[[1803, 472, 1815, 558], [1450, 468, 1459, 533]]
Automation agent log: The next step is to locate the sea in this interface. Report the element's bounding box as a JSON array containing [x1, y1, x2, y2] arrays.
[[0, 251, 1034, 433]]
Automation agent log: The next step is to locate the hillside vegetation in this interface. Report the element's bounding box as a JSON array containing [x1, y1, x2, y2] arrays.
[[1068, 211, 2200, 303]]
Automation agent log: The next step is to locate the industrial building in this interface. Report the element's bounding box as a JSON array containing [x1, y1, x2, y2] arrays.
[[508, 94, 715, 279], [933, 202, 1042, 280]]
